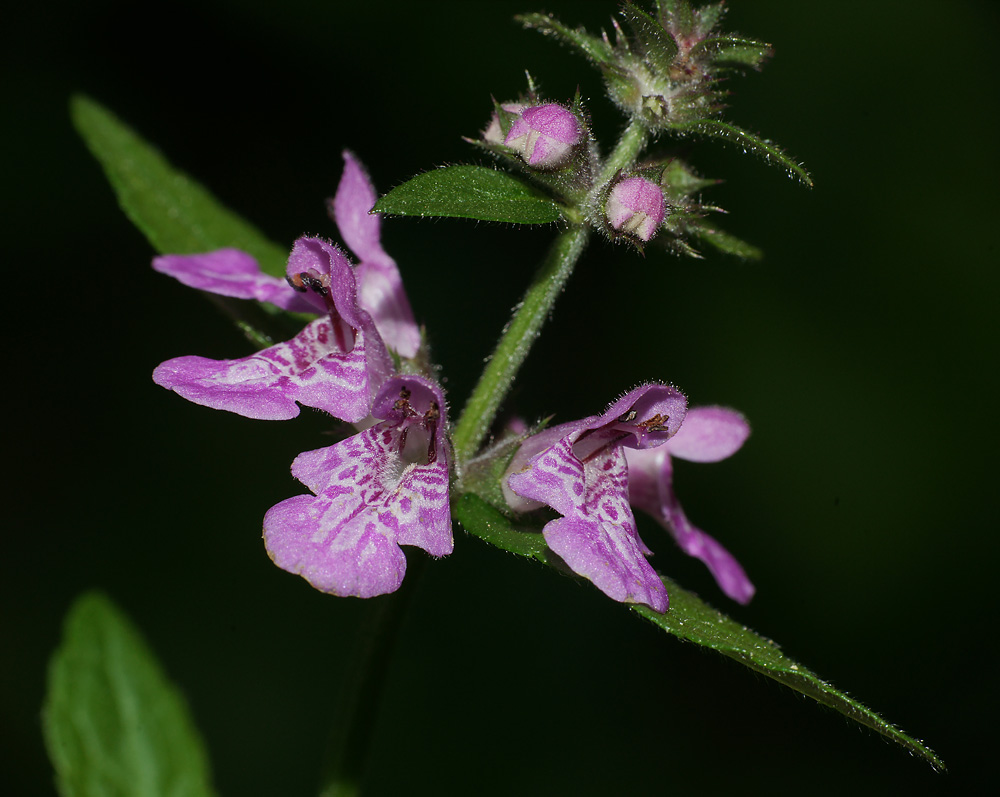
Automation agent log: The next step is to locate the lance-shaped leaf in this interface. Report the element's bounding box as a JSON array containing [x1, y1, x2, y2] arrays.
[[622, 1, 678, 72], [693, 225, 764, 260], [656, 0, 696, 40], [43, 592, 217, 797], [692, 1, 726, 39], [373, 165, 564, 224], [517, 12, 616, 66], [692, 36, 773, 69], [452, 492, 944, 772], [71, 94, 287, 277], [671, 118, 814, 187]]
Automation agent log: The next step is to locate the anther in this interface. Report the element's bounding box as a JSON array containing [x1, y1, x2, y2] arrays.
[[635, 413, 670, 433]]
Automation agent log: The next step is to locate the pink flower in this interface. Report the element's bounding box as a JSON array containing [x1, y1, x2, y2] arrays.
[[505, 384, 688, 612], [153, 237, 392, 422], [264, 375, 453, 598], [606, 176, 666, 242], [503, 103, 583, 169], [625, 406, 755, 604]]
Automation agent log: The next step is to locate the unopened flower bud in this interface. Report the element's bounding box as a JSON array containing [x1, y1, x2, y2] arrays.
[[504, 103, 583, 169], [606, 177, 666, 242], [482, 102, 526, 146]]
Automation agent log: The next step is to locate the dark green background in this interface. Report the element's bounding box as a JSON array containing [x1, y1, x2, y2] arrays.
[[5, 0, 997, 793]]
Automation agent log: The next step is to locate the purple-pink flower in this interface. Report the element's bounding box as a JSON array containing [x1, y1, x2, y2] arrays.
[[328, 152, 421, 358], [503, 103, 583, 169], [152, 153, 454, 598], [264, 374, 453, 598], [153, 151, 420, 359], [505, 384, 688, 613], [153, 236, 392, 422], [625, 406, 755, 604], [606, 176, 666, 242]]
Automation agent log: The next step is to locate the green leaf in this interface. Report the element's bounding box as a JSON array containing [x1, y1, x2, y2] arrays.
[[373, 166, 564, 224], [632, 590, 945, 772], [691, 36, 773, 69], [43, 592, 216, 797], [452, 492, 944, 771], [453, 492, 551, 562], [693, 2, 726, 39], [658, 0, 696, 39], [70, 94, 287, 277], [692, 225, 763, 259], [517, 13, 616, 66], [622, 1, 678, 72], [671, 117, 814, 187]]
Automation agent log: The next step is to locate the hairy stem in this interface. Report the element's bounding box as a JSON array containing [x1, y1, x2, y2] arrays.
[[452, 224, 588, 463], [451, 119, 650, 464], [595, 118, 649, 188]]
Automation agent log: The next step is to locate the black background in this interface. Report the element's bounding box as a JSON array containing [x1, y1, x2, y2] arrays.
[[4, 1, 998, 794]]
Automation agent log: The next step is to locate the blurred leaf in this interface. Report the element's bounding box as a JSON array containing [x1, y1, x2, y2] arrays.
[[692, 1, 726, 38], [373, 166, 564, 224], [622, 1, 678, 72], [658, 0, 695, 39], [671, 117, 814, 186], [517, 12, 616, 66], [453, 492, 944, 771], [693, 225, 763, 259], [70, 94, 287, 276], [692, 36, 773, 69], [43, 592, 216, 797]]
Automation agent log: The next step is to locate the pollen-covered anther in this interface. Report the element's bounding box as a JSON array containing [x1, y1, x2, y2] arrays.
[[636, 413, 670, 433], [424, 402, 440, 464], [286, 269, 331, 296], [393, 386, 414, 413]]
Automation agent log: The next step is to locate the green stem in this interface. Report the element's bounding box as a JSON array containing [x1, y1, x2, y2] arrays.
[[595, 117, 649, 188], [451, 223, 589, 463], [317, 554, 426, 797], [451, 119, 651, 464]]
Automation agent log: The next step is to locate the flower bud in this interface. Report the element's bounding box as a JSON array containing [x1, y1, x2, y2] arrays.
[[606, 177, 666, 242], [503, 103, 583, 169], [482, 102, 526, 146]]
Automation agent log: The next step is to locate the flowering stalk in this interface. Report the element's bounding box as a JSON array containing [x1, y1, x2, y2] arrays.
[[451, 224, 587, 464], [452, 118, 653, 465], [594, 117, 649, 188]]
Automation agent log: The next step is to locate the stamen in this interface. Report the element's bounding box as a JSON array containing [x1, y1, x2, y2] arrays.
[[394, 387, 413, 413], [288, 270, 355, 352], [635, 413, 670, 433], [425, 401, 440, 464]]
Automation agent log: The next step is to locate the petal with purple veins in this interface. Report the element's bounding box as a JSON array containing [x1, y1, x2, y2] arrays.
[[509, 435, 667, 612], [153, 315, 382, 422], [263, 374, 453, 598]]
